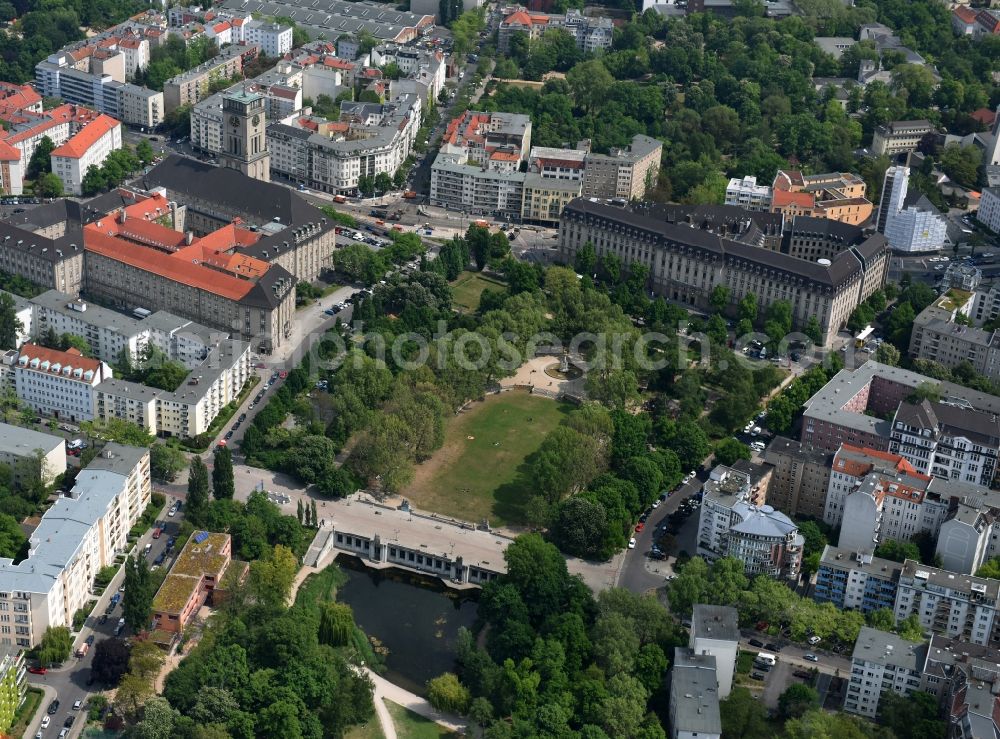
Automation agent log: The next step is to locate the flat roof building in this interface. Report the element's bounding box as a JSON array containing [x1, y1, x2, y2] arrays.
[[151, 531, 233, 633], [0, 422, 66, 487], [669, 648, 722, 739]]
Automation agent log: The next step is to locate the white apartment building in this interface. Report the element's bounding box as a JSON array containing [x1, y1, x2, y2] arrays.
[[94, 338, 251, 438], [117, 83, 163, 130], [0, 444, 149, 647], [979, 188, 1000, 234], [877, 166, 947, 252], [725, 175, 772, 212], [117, 35, 149, 79], [697, 464, 803, 579], [14, 344, 112, 423], [49, 115, 122, 196], [0, 423, 66, 487], [889, 398, 1000, 488], [669, 649, 722, 739], [245, 20, 294, 57], [844, 627, 925, 718], [893, 560, 1000, 646], [689, 605, 739, 699], [269, 94, 421, 193]]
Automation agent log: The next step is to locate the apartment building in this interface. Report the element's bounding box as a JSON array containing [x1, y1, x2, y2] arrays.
[[922, 637, 1000, 738], [824, 444, 947, 550], [0, 141, 22, 196], [151, 531, 234, 633], [372, 44, 447, 102], [815, 546, 903, 614], [697, 464, 802, 578], [0, 423, 66, 487], [95, 338, 251, 438], [14, 344, 112, 422], [579, 134, 662, 201], [936, 502, 1000, 576], [978, 188, 1000, 234], [669, 649, 722, 739], [770, 170, 873, 226], [689, 605, 739, 699], [498, 8, 613, 54], [34, 59, 164, 129], [521, 174, 581, 224], [268, 94, 421, 194], [871, 120, 934, 157], [82, 192, 295, 353], [558, 198, 889, 345], [527, 146, 587, 182], [910, 299, 1000, 383], [725, 175, 772, 212], [139, 156, 338, 284], [763, 436, 833, 519], [0, 104, 103, 193], [0, 444, 149, 647], [162, 45, 257, 113], [50, 114, 122, 196], [242, 20, 293, 56], [845, 627, 926, 718], [117, 83, 163, 130], [800, 361, 1000, 457], [889, 398, 1000, 488], [0, 645, 24, 733], [894, 560, 1000, 647]]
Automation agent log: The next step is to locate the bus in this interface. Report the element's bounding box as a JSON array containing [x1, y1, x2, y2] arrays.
[[855, 325, 875, 348]]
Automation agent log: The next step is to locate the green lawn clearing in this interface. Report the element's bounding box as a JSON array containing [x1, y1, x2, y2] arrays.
[[345, 718, 386, 739], [406, 390, 572, 525], [294, 564, 349, 613], [385, 700, 459, 739], [450, 271, 507, 312]]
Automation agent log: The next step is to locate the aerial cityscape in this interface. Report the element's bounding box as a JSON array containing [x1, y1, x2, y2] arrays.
[[0, 0, 995, 737]]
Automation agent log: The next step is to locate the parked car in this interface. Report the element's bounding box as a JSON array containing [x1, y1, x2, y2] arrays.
[[40, 716, 50, 729], [634, 522, 644, 533], [765, 643, 780, 652], [47, 700, 60, 715], [27, 666, 46, 675], [748, 638, 765, 648], [807, 635, 822, 645], [628, 537, 636, 549], [804, 653, 819, 662], [73, 699, 82, 710]]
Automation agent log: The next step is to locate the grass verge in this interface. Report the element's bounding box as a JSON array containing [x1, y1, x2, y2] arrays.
[[385, 700, 459, 739], [9, 686, 43, 738], [450, 271, 506, 313]]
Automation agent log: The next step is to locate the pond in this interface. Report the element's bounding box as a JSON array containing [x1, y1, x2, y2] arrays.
[[336, 557, 480, 696]]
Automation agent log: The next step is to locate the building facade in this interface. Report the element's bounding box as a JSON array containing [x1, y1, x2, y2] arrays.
[[558, 198, 889, 345], [845, 627, 926, 718], [0, 422, 67, 487], [725, 175, 772, 211], [0, 646, 25, 733], [218, 89, 270, 183], [872, 120, 934, 156], [815, 546, 903, 614], [763, 436, 832, 519], [50, 114, 122, 196], [14, 344, 111, 422]]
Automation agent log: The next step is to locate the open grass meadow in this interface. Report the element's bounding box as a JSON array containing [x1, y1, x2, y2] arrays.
[[405, 390, 573, 525], [450, 271, 507, 313]]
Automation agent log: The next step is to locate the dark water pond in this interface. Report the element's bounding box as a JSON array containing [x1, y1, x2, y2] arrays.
[[336, 558, 479, 695]]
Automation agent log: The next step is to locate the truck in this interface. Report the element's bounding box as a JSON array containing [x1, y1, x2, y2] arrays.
[[473, 219, 489, 229], [754, 652, 777, 667], [403, 190, 417, 199], [333, 195, 347, 203], [75, 643, 89, 658]]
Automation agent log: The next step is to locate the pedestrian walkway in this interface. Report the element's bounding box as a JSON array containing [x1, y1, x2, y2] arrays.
[[366, 668, 467, 735]]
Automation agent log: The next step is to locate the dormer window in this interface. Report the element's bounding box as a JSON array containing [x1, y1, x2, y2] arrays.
[[51, 363, 61, 374]]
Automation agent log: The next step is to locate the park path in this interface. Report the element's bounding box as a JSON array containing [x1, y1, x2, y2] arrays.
[[365, 668, 467, 735]]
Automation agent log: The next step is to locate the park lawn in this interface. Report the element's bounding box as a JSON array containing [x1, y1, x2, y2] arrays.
[[385, 700, 459, 739], [406, 391, 573, 525], [345, 719, 386, 739], [450, 271, 507, 313]]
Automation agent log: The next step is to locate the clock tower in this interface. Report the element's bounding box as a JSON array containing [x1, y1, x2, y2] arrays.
[[219, 88, 270, 182]]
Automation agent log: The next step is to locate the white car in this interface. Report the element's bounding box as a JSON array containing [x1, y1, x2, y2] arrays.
[[628, 537, 637, 549], [808, 635, 822, 645], [652, 500, 660, 508], [40, 717, 50, 729], [73, 699, 82, 710], [751, 426, 762, 436]]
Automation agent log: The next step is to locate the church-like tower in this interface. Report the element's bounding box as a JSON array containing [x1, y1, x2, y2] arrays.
[[219, 88, 270, 182]]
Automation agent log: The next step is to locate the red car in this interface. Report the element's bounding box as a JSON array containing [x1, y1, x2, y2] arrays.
[[634, 523, 645, 533], [278, 371, 288, 379], [27, 666, 46, 675]]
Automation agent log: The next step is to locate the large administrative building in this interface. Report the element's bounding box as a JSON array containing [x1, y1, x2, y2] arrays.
[[558, 199, 889, 344]]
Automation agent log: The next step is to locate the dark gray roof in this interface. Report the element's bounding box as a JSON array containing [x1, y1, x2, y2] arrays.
[[241, 263, 296, 310], [138, 155, 336, 263], [692, 605, 740, 643], [894, 399, 939, 432], [902, 189, 940, 215], [789, 214, 864, 245], [0, 216, 83, 263], [562, 198, 881, 289]]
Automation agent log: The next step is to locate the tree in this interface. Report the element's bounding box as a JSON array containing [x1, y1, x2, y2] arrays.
[[866, 607, 896, 632], [714, 438, 751, 467], [738, 293, 758, 323], [92, 637, 131, 686], [136, 139, 155, 166], [803, 316, 823, 345], [874, 538, 920, 563], [212, 445, 234, 500], [33, 172, 63, 198], [186, 456, 210, 525], [81, 164, 107, 196], [720, 687, 770, 739], [0, 513, 25, 559], [874, 342, 900, 366], [567, 60, 614, 114], [427, 672, 471, 714], [122, 555, 153, 632], [709, 285, 730, 314], [778, 683, 819, 719], [27, 136, 54, 179], [374, 171, 393, 194], [247, 544, 298, 609], [0, 293, 22, 350], [37, 626, 73, 666], [150, 444, 186, 483], [318, 602, 355, 647], [550, 496, 608, 558], [938, 144, 981, 188], [879, 691, 947, 739]]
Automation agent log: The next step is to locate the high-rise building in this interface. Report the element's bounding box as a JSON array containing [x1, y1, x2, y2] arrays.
[[876, 166, 907, 233], [219, 89, 270, 183], [984, 104, 1000, 168]]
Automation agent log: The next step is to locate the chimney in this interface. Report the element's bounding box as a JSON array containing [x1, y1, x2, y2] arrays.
[[118, 208, 127, 224], [185, 231, 194, 245]]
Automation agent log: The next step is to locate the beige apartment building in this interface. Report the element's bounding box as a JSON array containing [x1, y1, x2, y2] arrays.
[[580, 134, 662, 201], [163, 45, 256, 112]]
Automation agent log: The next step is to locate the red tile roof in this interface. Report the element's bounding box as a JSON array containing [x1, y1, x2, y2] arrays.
[[771, 189, 813, 209], [17, 343, 102, 376], [971, 108, 997, 127], [212, 21, 231, 34], [503, 10, 550, 26], [0, 139, 21, 161], [953, 6, 977, 23], [51, 115, 120, 159]]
